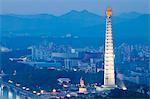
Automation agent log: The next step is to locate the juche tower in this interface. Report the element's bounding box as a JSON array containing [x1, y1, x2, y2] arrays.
[[103, 6, 116, 88]]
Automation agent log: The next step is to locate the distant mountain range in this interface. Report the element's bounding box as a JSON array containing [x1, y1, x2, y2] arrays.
[[0, 10, 149, 41]]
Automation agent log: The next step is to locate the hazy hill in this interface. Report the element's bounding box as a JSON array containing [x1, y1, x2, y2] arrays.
[[0, 11, 149, 42], [114, 14, 150, 41]]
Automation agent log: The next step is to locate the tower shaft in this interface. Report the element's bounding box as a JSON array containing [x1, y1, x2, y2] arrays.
[[104, 16, 115, 87]]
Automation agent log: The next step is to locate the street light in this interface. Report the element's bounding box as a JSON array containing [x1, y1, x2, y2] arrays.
[[16, 83, 20, 87], [33, 91, 36, 94], [8, 80, 13, 84]]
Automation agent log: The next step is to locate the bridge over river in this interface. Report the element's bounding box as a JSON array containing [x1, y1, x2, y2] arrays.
[[0, 80, 41, 99]]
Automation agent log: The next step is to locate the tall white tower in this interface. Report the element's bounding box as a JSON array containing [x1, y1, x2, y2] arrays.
[[103, 6, 116, 88]]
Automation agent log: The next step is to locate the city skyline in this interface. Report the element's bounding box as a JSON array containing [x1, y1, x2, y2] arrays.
[[0, 0, 149, 15], [0, 1, 149, 99]]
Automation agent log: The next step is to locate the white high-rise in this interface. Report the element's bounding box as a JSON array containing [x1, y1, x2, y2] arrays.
[[103, 6, 116, 87]]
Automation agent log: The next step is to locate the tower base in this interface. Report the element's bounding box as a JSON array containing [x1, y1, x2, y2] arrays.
[[96, 85, 117, 92], [101, 85, 117, 89]]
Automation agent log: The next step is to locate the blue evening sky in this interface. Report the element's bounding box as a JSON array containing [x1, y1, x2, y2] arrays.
[[0, 0, 149, 16]]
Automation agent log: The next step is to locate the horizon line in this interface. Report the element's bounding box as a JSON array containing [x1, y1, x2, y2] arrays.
[[0, 10, 149, 17]]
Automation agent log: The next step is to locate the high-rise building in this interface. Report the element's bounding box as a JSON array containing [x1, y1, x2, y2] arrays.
[[103, 6, 116, 88]]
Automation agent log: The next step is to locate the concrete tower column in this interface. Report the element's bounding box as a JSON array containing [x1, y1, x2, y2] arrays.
[[103, 6, 116, 88]]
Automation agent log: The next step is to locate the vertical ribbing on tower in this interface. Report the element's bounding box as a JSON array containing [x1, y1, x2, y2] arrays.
[[104, 7, 116, 87]]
